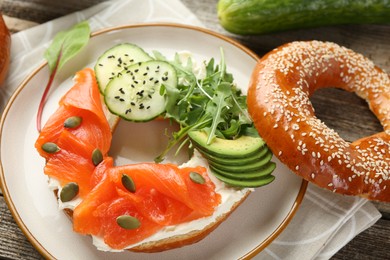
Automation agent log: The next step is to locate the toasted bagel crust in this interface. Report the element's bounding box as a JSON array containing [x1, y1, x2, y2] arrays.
[[0, 14, 10, 86], [247, 41, 390, 202]]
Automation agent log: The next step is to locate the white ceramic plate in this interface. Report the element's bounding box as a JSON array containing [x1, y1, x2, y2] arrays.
[[0, 24, 306, 260]]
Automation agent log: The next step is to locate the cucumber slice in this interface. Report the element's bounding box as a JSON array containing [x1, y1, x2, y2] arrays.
[[104, 60, 177, 122], [94, 43, 152, 93]]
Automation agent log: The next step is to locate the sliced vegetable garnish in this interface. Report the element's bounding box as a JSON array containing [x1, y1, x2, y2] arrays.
[[104, 60, 177, 122], [94, 43, 152, 94], [154, 48, 256, 162]]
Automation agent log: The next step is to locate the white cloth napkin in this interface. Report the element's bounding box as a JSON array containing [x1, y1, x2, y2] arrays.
[[2, 0, 381, 259]]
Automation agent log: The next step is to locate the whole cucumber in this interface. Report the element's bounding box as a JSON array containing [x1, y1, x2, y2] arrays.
[[217, 0, 390, 35]]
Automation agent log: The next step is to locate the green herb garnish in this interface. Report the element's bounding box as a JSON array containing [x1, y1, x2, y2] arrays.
[[154, 48, 256, 162], [36, 21, 90, 132]]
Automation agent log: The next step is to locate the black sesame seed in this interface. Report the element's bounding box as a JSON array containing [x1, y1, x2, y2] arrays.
[[130, 59, 134, 62], [149, 77, 154, 81], [134, 69, 139, 73], [143, 72, 148, 76], [143, 80, 146, 85], [125, 54, 129, 56], [148, 94, 152, 99], [146, 66, 149, 70], [115, 96, 120, 99], [147, 106, 151, 109], [119, 98, 125, 102], [131, 102, 135, 106], [131, 84, 135, 88], [125, 108, 132, 114], [98, 63, 103, 67], [154, 80, 159, 84]]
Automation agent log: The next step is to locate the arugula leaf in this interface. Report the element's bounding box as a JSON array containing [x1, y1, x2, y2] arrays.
[[155, 47, 254, 162], [36, 21, 90, 132], [205, 82, 232, 144]]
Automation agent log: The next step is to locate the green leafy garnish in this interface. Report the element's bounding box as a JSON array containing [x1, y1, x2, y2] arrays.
[[154, 48, 256, 162], [36, 21, 91, 132]]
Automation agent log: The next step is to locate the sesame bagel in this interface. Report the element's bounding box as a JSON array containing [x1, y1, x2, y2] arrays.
[[247, 41, 390, 202], [0, 14, 10, 86]]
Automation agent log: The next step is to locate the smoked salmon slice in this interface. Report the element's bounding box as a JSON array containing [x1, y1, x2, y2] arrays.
[[35, 68, 111, 159], [73, 163, 221, 249], [44, 130, 99, 197]]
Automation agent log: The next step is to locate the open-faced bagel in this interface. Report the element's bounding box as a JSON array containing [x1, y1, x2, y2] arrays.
[[248, 41, 390, 202], [37, 68, 251, 252]]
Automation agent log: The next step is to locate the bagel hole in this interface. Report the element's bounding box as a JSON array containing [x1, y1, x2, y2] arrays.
[[110, 119, 189, 166], [310, 88, 382, 142]]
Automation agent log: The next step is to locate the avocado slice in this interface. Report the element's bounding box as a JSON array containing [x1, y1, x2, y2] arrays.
[[210, 162, 276, 180], [188, 130, 265, 158], [209, 150, 273, 172], [198, 145, 269, 166], [212, 170, 275, 188]]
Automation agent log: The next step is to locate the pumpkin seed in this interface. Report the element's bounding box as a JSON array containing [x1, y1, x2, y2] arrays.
[[64, 116, 82, 128], [121, 174, 136, 193], [42, 142, 60, 153], [92, 148, 103, 166], [116, 215, 141, 230], [189, 171, 205, 184], [60, 182, 79, 202]]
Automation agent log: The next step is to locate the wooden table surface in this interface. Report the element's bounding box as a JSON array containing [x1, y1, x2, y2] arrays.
[[0, 0, 389, 259]]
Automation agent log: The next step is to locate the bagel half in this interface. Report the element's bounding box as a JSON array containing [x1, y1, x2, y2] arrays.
[[45, 71, 252, 252], [247, 41, 390, 202]]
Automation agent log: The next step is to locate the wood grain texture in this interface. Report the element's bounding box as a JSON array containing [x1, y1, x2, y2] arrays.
[[0, 0, 389, 259], [332, 219, 390, 260], [0, 197, 43, 260], [0, 0, 107, 23]]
